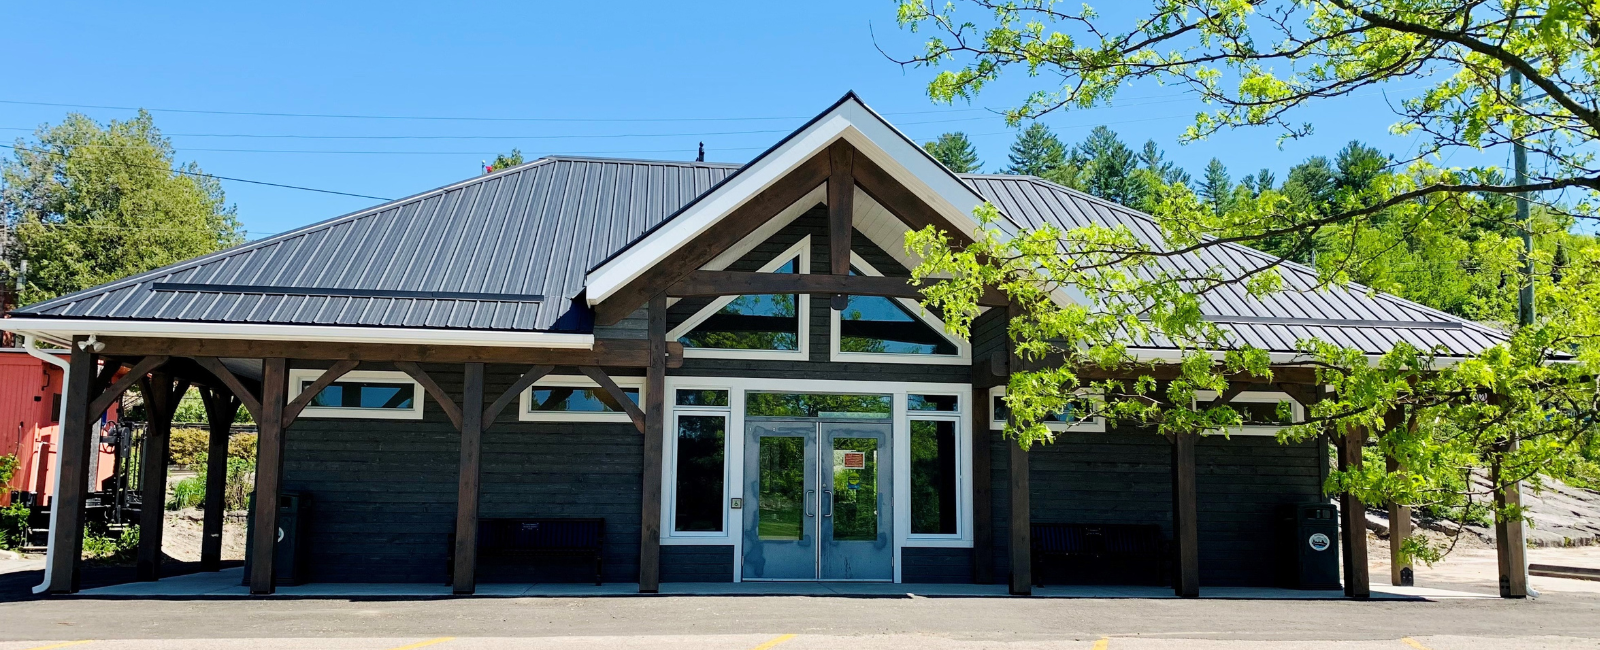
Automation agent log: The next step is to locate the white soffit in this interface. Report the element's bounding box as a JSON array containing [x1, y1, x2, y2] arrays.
[[584, 95, 988, 305]]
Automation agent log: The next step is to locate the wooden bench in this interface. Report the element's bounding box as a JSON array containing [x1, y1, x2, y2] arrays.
[[1031, 523, 1168, 586], [450, 518, 605, 585]]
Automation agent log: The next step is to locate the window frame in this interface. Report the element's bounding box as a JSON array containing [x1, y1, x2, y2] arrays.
[[1194, 389, 1306, 436], [667, 236, 812, 361], [519, 375, 646, 423], [987, 385, 1106, 432], [668, 405, 732, 537], [906, 410, 964, 541], [287, 369, 425, 420], [829, 252, 970, 366]]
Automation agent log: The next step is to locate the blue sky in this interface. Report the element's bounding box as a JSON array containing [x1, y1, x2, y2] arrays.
[[1, 2, 1468, 239]]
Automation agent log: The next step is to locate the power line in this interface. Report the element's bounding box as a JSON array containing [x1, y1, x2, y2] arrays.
[[2, 142, 763, 157], [0, 143, 392, 200]]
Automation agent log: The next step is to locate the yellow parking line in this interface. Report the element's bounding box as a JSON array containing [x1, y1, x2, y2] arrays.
[[22, 642, 92, 650], [1401, 638, 1431, 650], [387, 638, 455, 650], [1092, 637, 1110, 650], [750, 634, 797, 650]]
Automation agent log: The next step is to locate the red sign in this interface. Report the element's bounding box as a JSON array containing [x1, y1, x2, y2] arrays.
[[841, 451, 866, 470]]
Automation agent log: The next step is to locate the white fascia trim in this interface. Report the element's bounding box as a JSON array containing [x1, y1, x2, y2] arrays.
[[1127, 347, 1470, 369], [830, 252, 970, 366], [585, 98, 987, 305], [2, 318, 595, 349]]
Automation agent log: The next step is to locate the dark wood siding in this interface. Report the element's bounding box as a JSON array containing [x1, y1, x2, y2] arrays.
[[660, 545, 735, 582], [981, 426, 1326, 587], [902, 547, 973, 583], [281, 363, 645, 584]]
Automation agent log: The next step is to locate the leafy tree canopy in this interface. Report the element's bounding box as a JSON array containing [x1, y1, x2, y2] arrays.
[[2, 111, 243, 304]]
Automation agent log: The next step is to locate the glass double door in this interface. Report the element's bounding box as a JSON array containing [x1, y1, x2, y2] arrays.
[[741, 420, 893, 581]]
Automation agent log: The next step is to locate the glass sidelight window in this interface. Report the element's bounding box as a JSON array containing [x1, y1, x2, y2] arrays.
[[674, 414, 726, 532], [909, 420, 958, 535]]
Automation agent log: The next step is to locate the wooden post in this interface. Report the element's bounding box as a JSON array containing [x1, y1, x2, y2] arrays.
[[1493, 442, 1529, 598], [136, 371, 187, 581], [452, 362, 485, 595], [639, 293, 667, 592], [1337, 426, 1370, 598], [248, 358, 288, 595], [1008, 439, 1031, 595], [200, 387, 240, 572], [1171, 431, 1200, 598], [46, 340, 96, 594], [827, 141, 854, 311], [1383, 408, 1412, 587], [970, 384, 993, 584]]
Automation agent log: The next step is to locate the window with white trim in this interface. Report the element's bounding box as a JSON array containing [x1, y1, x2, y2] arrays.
[[671, 388, 731, 534], [520, 375, 644, 423], [830, 253, 969, 365], [669, 237, 811, 360], [288, 369, 424, 420], [1194, 390, 1304, 435], [909, 392, 963, 538], [988, 385, 1105, 432]]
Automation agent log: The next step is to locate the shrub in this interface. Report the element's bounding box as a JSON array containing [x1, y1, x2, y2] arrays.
[[167, 475, 205, 511], [0, 503, 28, 550], [0, 453, 17, 486], [82, 525, 138, 563], [169, 428, 209, 468]]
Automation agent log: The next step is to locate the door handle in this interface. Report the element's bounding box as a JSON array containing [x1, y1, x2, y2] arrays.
[[822, 490, 833, 517], [806, 490, 815, 517]]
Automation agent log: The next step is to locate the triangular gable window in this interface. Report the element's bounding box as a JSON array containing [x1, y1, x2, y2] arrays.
[[669, 237, 811, 359], [831, 253, 969, 365]]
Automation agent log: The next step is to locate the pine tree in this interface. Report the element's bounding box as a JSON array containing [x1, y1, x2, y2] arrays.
[[1004, 123, 1066, 176], [1198, 158, 1232, 215], [1073, 127, 1143, 205], [1240, 169, 1276, 197], [922, 132, 982, 173]]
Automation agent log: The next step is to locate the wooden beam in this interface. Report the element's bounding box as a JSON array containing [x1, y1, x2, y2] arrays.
[[394, 362, 463, 431], [1171, 431, 1200, 598], [482, 365, 556, 431], [98, 337, 685, 369], [578, 366, 646, 434], [667, 271, 1010, 306], [194, 357, 263, 422], [1006, 303, 1031, 595], [453, 362, 485, 595], [249, 357, 288, 595], [88, 355, 169, 419], [199, 386, 241, 572], [971, 382, 994, 584], [852, 150, 976, 248], [1338, 425, 1371, 599], [593, 150, 832, 325], [46, 340, 96, 594], [137, 371, 189, 582], [1493, 440, 1529, 598], [1384, 408, 1413, 587], [829, 141, 854, 310], [639, 293, 667, 593], [281, 360, 359, 428]]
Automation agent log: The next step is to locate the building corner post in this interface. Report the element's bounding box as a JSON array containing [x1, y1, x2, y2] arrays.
[[639, 293, 667, 593], [1171, 430, 1200, 598], [1337, 425, 1370, 599], [46, 338, 96, 594], [1492, 440, 1529, 599], [247, 357, 288, 595]]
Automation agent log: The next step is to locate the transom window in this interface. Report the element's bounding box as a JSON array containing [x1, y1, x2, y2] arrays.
[[988, 385, 1105, 432], [520, 375, 644, 423], [745, 391, 892, 419], [1194, 390, 1305, 435], [830, 253, 968, 365], [669, 237, 811, 360], [288, 369, 424, 420]]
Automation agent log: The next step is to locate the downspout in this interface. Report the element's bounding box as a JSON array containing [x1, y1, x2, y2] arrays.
[[23, 334, 71, 595]]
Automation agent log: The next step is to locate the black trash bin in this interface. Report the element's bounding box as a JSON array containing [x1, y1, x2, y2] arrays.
[[243, 492, 311, 586], [1279, 502, 1340, 589]]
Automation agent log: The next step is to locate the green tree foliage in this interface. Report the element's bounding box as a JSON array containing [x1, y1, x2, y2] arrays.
[[923, 132, 983, 173], [1, 111, 243, 304], [895, 0, 1600, 557], [1198, 158, 1232, 216], [1004, 123, 1066, 176], [1072, 126, 1143, 205], [486, 149, 524, 173]]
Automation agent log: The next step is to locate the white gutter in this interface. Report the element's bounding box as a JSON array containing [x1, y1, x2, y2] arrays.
[[22, 335, 71, 595], [2, 318, 595, 349]]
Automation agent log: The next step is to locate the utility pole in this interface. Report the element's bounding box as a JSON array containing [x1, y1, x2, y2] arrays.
[[1512, 68, 1534, 327]]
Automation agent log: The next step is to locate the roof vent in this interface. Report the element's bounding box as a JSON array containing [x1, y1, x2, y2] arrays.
[[696, 142, 705, 162]]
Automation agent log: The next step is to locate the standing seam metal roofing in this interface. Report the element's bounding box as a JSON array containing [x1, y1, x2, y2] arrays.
[[12, 156, 1507, 356]]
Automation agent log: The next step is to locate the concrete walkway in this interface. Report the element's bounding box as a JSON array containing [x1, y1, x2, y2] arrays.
[[77, 567, 1492, 600]]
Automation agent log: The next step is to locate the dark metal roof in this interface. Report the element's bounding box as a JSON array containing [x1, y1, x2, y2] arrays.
[[13, 157, 740, 331], [13, 153, 1506, 356]]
